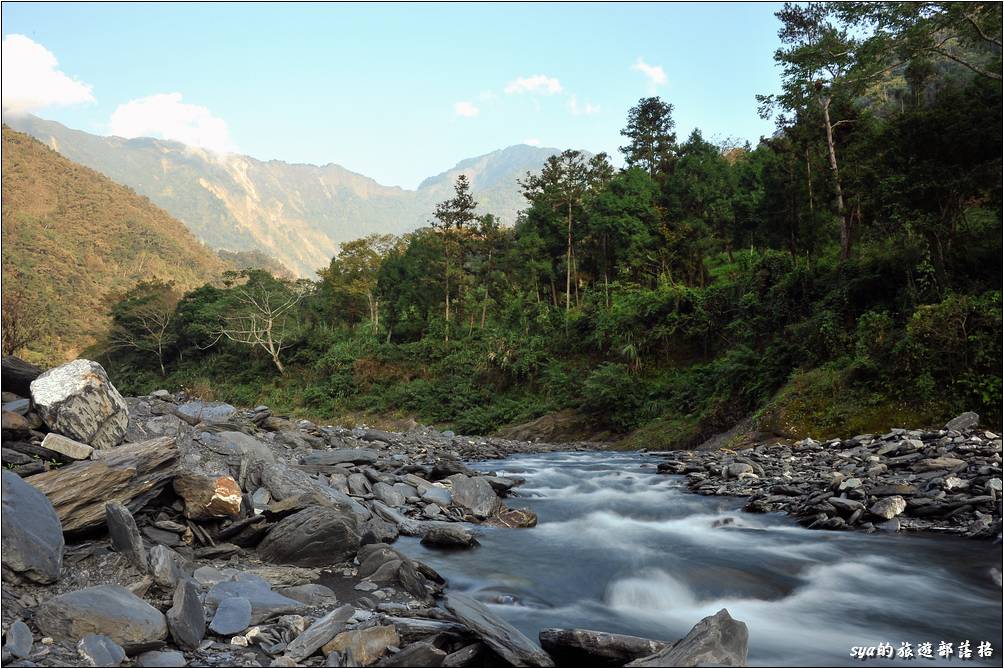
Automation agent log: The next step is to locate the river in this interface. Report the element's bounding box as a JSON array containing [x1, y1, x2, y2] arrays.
[[397, 451, 1003, 666]]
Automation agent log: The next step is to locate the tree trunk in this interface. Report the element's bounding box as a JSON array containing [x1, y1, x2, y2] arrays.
[[821, 95, 850, 259], [565, 201, 573, 314]]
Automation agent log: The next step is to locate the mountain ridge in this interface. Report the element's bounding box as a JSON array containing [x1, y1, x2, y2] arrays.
[[5, 114, 569, 276]]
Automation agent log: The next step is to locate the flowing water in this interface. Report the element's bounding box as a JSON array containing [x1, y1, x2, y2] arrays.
[[397, 451, 1003, 666]]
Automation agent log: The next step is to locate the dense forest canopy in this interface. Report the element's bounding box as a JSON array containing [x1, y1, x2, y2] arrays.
[[77, 2, 1001, 444]]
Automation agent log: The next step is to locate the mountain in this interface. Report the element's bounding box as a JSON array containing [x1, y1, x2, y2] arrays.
[[1, 126, 228, 361], [6, 115, 564, 276]]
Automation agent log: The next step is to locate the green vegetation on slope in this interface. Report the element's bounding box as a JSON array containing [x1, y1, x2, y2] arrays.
[[96, 4, 1001, 441], [1, 126, 228, 364]]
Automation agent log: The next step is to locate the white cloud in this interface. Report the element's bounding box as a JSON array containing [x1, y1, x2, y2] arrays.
[[568, 95, 599, 116], [504, 75, 562, 95], [478, 90, 497, 102], [631, 57, 667, 90], [523, 138, 541, 146], [1, 35, 95, 114], [454, 101, 480, 118], [109, 93, 234, 154]]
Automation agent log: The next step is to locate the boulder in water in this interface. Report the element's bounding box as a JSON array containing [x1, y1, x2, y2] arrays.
[[627, 608, 748, 667], [444, 593, 554, 667], [539, 628, 669, 666]]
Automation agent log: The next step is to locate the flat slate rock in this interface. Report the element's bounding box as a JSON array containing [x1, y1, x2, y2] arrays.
[[166, 579, 205, 650], [35, 584, 168, 650], [444, 593, 554, 667], [3, 619, 33, 659], [1, 470, 64, 584], [300, 449, 380, 470], [105, 502, 147, 571], [539, 628, 668, 666], [209, 596, 252, 636], [207, 577, 304, 625], [76, 634, 127, 667], [135, 650, 187, 667], [447, 475, 500, 519], [284, 604, 354, 661], [377, 641, 447, 667], [258, 505, 360, 567]]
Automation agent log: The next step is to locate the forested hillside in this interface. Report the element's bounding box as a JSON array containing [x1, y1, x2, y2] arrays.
[[90, 3, 1002, 444], [1, 127, 228, 363]]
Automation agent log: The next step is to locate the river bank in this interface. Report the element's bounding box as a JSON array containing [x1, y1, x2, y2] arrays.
[[2, 357, 1000, 667]]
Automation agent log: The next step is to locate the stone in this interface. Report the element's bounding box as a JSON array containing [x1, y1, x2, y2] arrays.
[[26, 437, 178, 533], [348, 473, 372, 495], [30, 359, 128, 449], [284, 604, 354, 661], [207, 577, 305, 624], [1, 470, 64, 583], [209, 597, 252, 636], [869, 496, 907, 520], [277, 584, 339, 607], [77, 634, 127, 667], [2, 398, 31, 415], [827, 497, 864, 513], [40, 433, 93, 460], [166, 580, 205, 650], [447, 475, 501, 519], [945, 412, 979, 432], [419, 485, 451, 506], [444, 593, 554, 667], [378, 642, 447, 667], [135, 650, 187, 667], [724, 463, 753, 479], [914, 457, 965, 472], [300, 449, 380, 472], [986, 478, 1003, 493], [1, 410, 30, 435], [35, 585, 167, 650], [174, 401, 236, 424], [2, 356, 42, 396], [372, 482, 405, 507], [441, 642, 482, 667], [321, 625, 400, 666], [539, 628, 669, 666], [486, 507, 538, 528], [627, 609, 748, 667], [3, 620, 33, 659], [421, 525, 478, 548], [173, 472, 242, 520], [258, 505, 360, 567], [149, 544, 190, 588], [105, 502, 148, 571]]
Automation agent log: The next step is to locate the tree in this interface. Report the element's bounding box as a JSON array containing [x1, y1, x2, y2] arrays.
[[108, 280, 181, 376], [619, 97, 678, 178], [1, 272, 47, 357], [211, 270, 310, 374], [520, 150, 612, 316], [317, 234, 399, 333], [430, 175, 479, 341]]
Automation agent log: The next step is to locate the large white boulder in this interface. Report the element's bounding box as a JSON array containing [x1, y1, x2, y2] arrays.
[[30, 359, 128, 449]]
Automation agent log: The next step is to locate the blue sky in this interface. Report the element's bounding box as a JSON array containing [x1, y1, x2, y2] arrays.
[[1, 2, 784, 188]]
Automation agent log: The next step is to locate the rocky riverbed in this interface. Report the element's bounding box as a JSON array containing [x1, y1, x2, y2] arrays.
[[655, 414, 1003, 541], [0, 357, 748, 668]]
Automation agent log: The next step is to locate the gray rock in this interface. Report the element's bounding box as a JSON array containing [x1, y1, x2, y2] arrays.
[[30, 359, 128, 449], [148, 545, 190, 588], [105, 502, 147, 572], [40, 433, 93, 460], [284, 604, 354, 661], [209, 596, 252, 636], [945, 412, 979, 432], [539, 628, 668, 666], [300, 449, 380, 472], [627, 609, 748, 667], [258, 505, 360, 567], [207, 577, 304, 624], [378, 641, 447, 667], [447, 475, 501, 519], [724, 463, 754, 479], [35, 585, 168, 650], [2, 398, 31, 415], [372, 482, 405, 507], [441, 642, 482, 667], [150, 390, 172, 400], [166, 579, 204, 650], [827, 497, 864, 513], [421, 525, 478, 549], [347, 473, 372, 496], [3, 620, 33, 659], [135, 650, 187, 667], [869, 496, 906, 520], [1, 470, 64, 583], [277, 584, 339, 607], [77, 634, 126, 667], [174, 401, 236, 424], [419, 486, 451, 506], [444, 593, 554, 667]]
